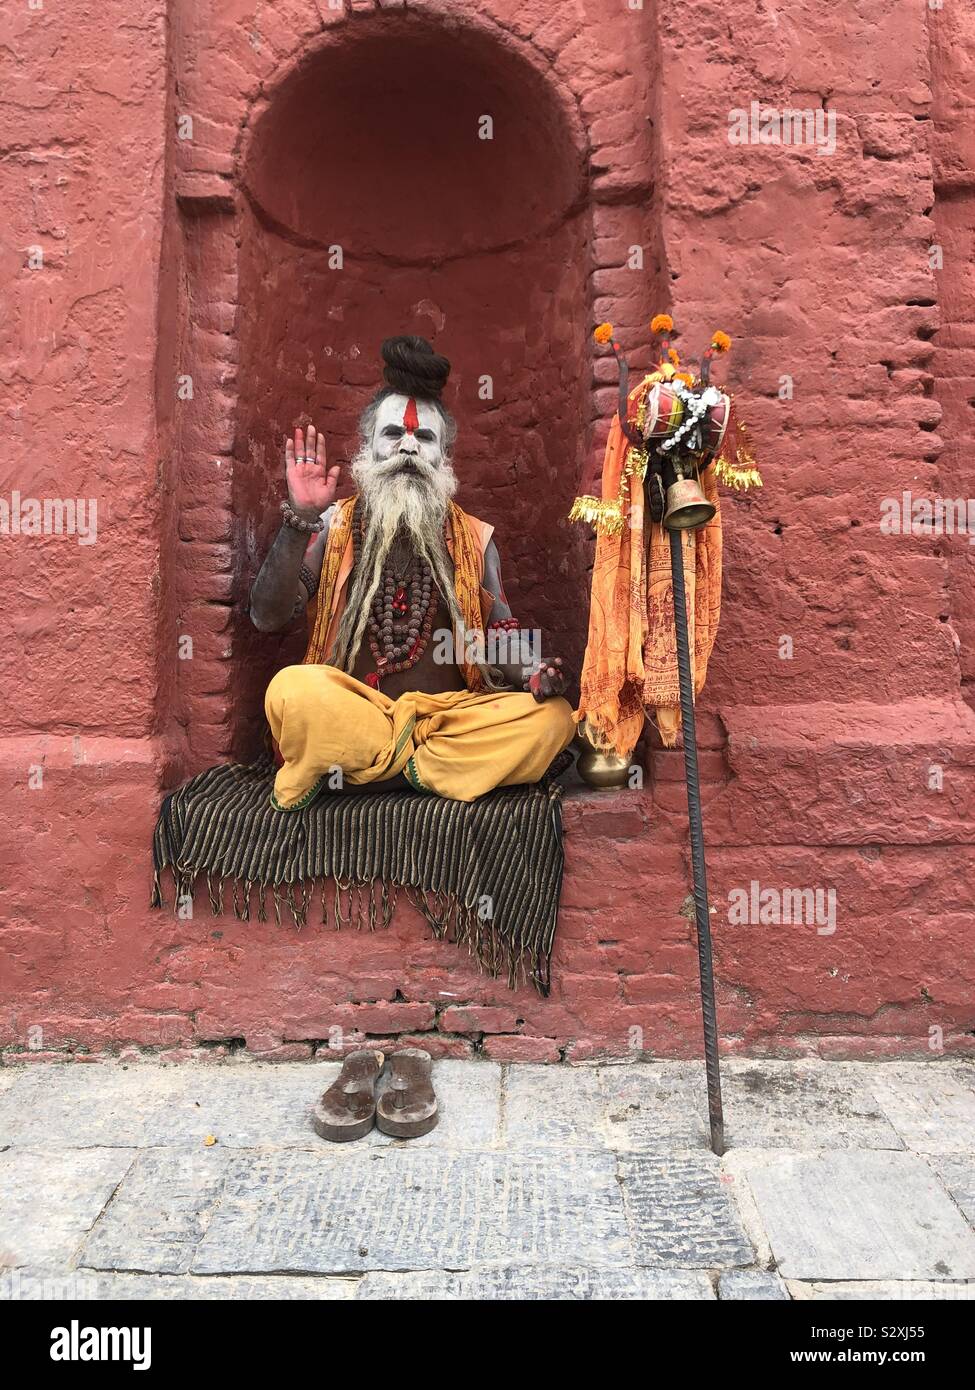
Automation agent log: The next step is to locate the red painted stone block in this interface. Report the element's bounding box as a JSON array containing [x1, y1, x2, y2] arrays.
[[2, 1053, 77, 1066], [318, 1034, 474, 1061], [481, 1035, 561, 1063], [247, 1043, 315, 1062], [439, 1006, 523, 1035], [563, 1040, 636, 1063], [155, 1047, 232, 1064], [349, 1002, 436, 1034]]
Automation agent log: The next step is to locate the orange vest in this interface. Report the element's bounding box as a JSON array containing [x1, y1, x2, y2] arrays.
[[303, 497, 496, 692]]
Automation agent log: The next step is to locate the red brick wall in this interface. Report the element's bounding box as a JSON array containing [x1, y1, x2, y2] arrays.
[[2, 0, 974, 1064]]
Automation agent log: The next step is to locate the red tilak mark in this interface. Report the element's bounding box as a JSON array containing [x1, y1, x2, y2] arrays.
[[403, 397, 419, 433]]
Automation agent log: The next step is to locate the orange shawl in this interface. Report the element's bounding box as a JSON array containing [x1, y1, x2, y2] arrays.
[[576, 377, 722, 753], [303, 497, 490, 693]]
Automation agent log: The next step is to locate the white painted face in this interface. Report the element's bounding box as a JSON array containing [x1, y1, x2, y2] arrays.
[[352, 389, 457, 526], [371, 393, 445, 468]]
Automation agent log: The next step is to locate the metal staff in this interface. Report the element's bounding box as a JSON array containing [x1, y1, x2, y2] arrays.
[[598, 324, 726, 1151], [665, 518, 725, 1156]]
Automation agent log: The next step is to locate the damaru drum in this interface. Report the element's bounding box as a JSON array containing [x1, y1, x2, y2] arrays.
[[697, 389, 731, 465], [642, 381, 731, 465], [642, 380, 685, 442]]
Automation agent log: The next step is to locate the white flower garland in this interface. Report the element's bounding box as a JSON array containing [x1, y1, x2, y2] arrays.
[[658, 381, 724, 459]]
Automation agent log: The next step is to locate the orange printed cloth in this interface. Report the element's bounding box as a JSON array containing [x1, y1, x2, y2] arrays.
[[302, 496, 492, 693], [576, 378, 722, 753]]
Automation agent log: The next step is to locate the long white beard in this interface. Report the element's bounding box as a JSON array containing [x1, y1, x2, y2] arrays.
[[332, 445, 461, 672], [352, 444, 457, 541]]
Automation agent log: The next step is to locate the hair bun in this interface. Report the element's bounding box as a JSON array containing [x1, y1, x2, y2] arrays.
[[380, 336, 451, 400]]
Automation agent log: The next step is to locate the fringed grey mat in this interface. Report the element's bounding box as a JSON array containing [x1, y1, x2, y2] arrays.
[[151, 757, 568, 995]]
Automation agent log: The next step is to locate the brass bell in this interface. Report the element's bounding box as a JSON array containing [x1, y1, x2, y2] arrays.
[[663, 470, 716, 531]]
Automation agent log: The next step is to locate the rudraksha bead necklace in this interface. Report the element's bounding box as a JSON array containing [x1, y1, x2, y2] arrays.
[[354, 518, 440, 688]]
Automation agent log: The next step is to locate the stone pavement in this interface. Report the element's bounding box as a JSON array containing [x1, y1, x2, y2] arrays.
[[1, 1057, 974, 1301]]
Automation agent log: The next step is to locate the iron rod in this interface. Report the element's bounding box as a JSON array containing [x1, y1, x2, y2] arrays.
[[668, 525, 725, 1156]]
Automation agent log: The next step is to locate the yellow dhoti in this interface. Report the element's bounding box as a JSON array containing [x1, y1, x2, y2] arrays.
[[265, 665, 576, 809]]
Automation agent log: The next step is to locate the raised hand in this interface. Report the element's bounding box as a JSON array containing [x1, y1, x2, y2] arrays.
[[286, 424, 340, 519]]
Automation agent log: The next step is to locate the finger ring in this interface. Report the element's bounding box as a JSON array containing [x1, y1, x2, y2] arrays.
[[296, 454, 306, 463]]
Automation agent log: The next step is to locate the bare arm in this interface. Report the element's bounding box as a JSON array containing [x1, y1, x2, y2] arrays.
[[249, 423, 340, 633], [482, 538, 567, 701], [249, 516, 329, 633]]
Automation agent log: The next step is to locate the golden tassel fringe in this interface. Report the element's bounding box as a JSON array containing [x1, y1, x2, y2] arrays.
[[712, 453, 763, 491], [568, 495, 625, 534], [713, 415, 763, 491]]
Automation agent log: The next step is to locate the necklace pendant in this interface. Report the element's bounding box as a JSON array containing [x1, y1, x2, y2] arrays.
[[367, 655, 390, 690]]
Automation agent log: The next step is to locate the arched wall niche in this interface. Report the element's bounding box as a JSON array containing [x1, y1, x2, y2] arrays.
[[227, 10, 597, 755], [163, 8, 663, 769], [241, 16, 586, 261]]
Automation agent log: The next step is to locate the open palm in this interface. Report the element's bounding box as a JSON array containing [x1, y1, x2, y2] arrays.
[[286, 424, 340, 516]]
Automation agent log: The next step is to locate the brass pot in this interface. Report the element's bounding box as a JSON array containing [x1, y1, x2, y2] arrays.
[[574, 721, 633, 790]]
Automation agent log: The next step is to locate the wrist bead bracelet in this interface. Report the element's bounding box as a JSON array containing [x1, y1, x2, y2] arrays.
[[298, 563, 320, 603], [281, 499, 324, 534], [291, 564, 321, 619]]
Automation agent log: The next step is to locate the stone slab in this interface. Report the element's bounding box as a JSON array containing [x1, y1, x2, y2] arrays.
[[503, 1064, 607, 1148], [0, 1065, 225, 1149], [788, 1280, 975, 1300], [869, 1064, 975, 1153], [740, 1150, 975, 1281], [930, 1155, 975, 1227], [0, 1269, 358, 1300], [505, 1061, 903, 1156], [600, 1060, 902, 1152], [721, 1061, 903, 1151], [600, 1064, 710, 1150], [619, 1154, 754, 1268], [0, 1061, 501, 1152], [193, 1148, 631, 1274], [80, 1150, 231, 1274], [718, 1269, 790, 1300], [0, 1149, 135, 1269], [356, 1267, 714, 1300]]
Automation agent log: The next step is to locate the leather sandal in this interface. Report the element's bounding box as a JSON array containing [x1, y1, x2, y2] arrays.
[[313, 1050, 385, 1142], [376, 1047, 439, 1138]]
